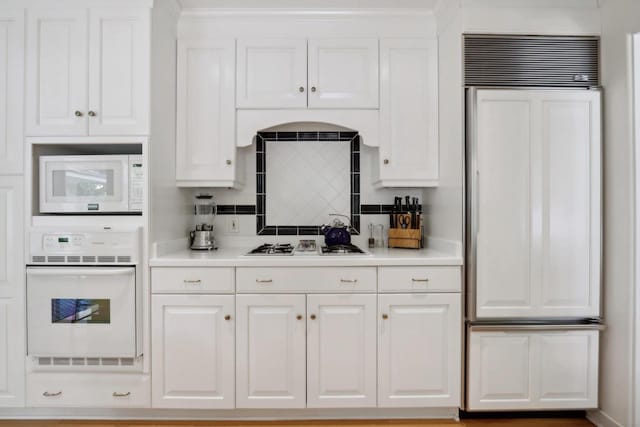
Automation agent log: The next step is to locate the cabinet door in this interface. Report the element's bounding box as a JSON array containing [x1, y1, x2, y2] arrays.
[[0, 11, 23, 174], [475, 90, 534, 318], [378, 294, 460, 408], [378, 39, 438, 187], [468, 329, 598, 410], [307, 39, 379, 109], [176, 39, 237, 187], [236, 39, 307, 109], [537, 91, 601, 317], [307, 294, 376, 408], [0, 176, 24, 407], [88, 8, 150, 135], [236, 294, 306, 408], [152, 295, 234, 409], [26, 9, 88, 136]]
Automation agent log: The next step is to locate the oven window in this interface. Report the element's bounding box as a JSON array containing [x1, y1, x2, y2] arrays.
[[52, 169, 115, 197], [51, 299, 111, 324]]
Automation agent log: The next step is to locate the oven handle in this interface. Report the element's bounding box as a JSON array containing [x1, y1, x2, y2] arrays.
[[27, 267, 135, 276]]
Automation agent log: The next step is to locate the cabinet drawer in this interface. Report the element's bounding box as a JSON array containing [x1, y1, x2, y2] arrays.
[[378, 266, 460, 292], [151, 267, 234, 294], [27, 373, 150, 408], [236, 267, 376, 293]]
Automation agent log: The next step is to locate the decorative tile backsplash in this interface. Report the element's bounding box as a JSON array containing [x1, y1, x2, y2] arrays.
[[256, 131, 360, 236]]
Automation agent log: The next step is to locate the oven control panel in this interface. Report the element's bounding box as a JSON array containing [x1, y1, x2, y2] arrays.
[[43, 234, 85, 251]]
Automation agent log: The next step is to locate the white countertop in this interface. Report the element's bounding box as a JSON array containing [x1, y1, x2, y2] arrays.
[[150, 240, 463, 267]]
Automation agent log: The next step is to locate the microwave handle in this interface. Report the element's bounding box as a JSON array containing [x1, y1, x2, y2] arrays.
[[27, 267, 135, 277]]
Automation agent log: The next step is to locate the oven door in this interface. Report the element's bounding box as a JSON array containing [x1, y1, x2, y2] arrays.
[[39, 155, 130, 213], [27, 267, 136, 358]]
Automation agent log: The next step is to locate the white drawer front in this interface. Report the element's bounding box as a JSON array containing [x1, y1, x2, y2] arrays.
[[152, 267, 234, 294], [236, 267, 377, 293], [27, 373, 150, 408], [378, 266, 461, 292]]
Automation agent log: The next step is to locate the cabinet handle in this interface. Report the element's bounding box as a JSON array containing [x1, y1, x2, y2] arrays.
[[112, 391, 131, 397], [311, 86, 317, 92], [382, 313, 389, 320], [183, 279, 202, 284], [88, 110, 97, 117], [74, 111, 83, 117], [340, 278, 358, 283], [411, 278, 429, 282], [383, 159, 390, 165], [256, 279, 273, 284], [224, 314, 231, 321], [226, 159, 232, 165], [310, 314, 316, 320], [296, 314, 303, 320], [299, 86, 305, 92], [43, 391, 62, 397]]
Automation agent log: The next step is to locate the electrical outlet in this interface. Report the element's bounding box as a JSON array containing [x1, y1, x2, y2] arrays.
[[229, 216, 240, 233]]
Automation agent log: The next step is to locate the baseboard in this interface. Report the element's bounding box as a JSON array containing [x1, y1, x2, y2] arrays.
[[586, 409, 623, 427]]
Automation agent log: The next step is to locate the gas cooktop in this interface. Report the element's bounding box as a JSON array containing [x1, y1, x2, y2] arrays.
[[245, 241, 368, 256], [245, 243, 295, 256]]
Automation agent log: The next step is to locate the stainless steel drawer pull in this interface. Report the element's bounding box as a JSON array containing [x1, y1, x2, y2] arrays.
[[183, 279, 202, 284], [340, 279, 358, 283], [43, 391, 62, 397], [113, 391, 131, 397], [411, 278, 429, 282], [256, 279, 273, 283]]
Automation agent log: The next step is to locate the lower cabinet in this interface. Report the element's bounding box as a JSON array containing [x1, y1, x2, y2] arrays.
[[378, 293, 461, 407], [235, 294, 306, 408], [467, 329, 599, 410], [307, 294, 377, 408], [151, 294, 235, 409]]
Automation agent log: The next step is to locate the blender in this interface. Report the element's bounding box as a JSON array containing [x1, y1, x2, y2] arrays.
[[190, 194, 217, 250]]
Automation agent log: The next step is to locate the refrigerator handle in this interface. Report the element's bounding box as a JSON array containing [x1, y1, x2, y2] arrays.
[[466, 87, 479, 321], [469, 324, 606, 333]]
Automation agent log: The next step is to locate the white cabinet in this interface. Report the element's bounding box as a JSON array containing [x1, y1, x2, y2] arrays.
[[236, 38, 378, 109], [235, 294, 306, 408], [0, 176, 24, 407], [25, 7, 149, 136], [0, 10, 24, 174], [377, 38, 439, 187], [151, 295, 235, 409], [468, 329, 599, 410], [473, 89, 601, 319], [236, 39, 307, 109], [378, 294, 460, 408], [306, 294, 377, 408], [176, 39, 238, 188]]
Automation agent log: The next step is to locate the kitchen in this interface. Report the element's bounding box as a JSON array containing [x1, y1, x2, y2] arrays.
[[0, 0, 638, 426]]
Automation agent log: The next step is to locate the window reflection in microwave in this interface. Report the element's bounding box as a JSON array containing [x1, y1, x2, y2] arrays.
[[51, 299, 111, 324]]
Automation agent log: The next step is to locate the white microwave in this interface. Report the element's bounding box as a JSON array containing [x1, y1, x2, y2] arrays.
[[39, 155, 144, 213]]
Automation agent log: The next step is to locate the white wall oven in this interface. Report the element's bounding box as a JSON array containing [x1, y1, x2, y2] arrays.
[[27, 228, 142, 359], [39, 155, 143, 213]]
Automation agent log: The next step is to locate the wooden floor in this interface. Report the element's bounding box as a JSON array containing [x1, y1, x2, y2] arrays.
[[0, 419, 595, 427]]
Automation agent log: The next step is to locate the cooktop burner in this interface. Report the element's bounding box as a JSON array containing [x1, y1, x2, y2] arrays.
[[320, 244, 366, 255], [246, 243, 295, 255]]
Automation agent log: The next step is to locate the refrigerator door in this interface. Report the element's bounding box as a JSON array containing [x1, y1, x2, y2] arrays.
[[466, 324, 600, 410], [467, 88, 602, 320]]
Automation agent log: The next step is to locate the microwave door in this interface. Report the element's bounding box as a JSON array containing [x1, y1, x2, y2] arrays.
[[39, 155, 130, 213]]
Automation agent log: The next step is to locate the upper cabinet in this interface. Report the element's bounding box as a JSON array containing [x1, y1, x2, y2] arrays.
[[25, 7, 150, 137], [377, 38, 439, 187], [0, 10, 23, 175], [176, 39, 238, 188], [236, 38, 379, 109]]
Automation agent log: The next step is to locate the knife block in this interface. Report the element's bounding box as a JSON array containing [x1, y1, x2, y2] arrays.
[[388, 228, 421, 249]]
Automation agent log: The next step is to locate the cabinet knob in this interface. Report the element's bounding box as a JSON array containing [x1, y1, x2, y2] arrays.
[[383, 159, 389, 165], [311, 86, 317, 93], [296, 314, 303, 320], [310, 314, 316, 320], [112, 391, 131, 397], [226, 159, 232, 165], [299, 86, 305, 93], [224, 314, 231, 321], [88, 111, 97, 117], [382, 313, 389, 320], [43, 391, 62, 397], [74, 111, 83, 117]]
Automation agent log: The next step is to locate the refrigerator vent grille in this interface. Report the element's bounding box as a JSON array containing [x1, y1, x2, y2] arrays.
[[464, 35, 599, 87]]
